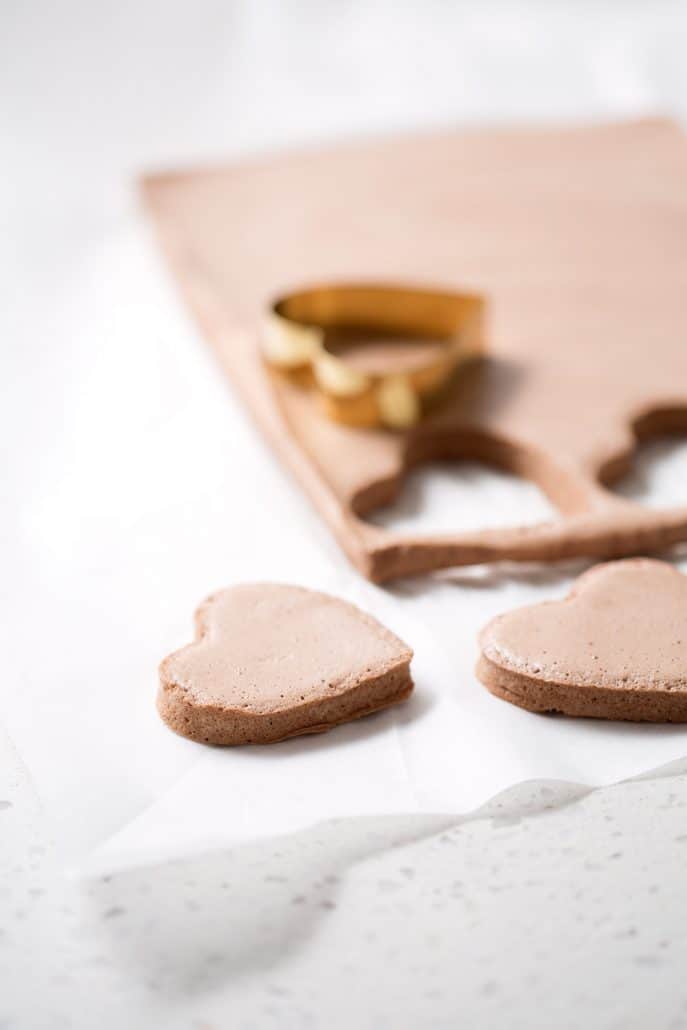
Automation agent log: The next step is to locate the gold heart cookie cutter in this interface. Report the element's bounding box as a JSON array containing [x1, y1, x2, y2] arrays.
[[261, 283, 486, 429]]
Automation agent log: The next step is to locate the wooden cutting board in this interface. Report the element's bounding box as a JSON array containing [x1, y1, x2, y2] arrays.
[[143, 119, 687, 582]]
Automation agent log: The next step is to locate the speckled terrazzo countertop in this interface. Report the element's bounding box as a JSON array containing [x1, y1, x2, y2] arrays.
[[3, 729, 687, 1029]]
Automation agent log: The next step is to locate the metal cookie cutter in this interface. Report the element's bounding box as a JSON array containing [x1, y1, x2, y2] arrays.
[[261, 283, 486, 429]]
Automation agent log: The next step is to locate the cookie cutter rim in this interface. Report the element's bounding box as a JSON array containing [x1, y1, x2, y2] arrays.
[[261, 282, 486, 429]]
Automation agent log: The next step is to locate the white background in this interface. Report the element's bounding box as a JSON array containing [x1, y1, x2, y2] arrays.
[[3, 2, 687, 1027]]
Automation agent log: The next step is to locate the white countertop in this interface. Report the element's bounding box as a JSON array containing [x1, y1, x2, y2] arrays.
[[3, 2, 687, 1026]]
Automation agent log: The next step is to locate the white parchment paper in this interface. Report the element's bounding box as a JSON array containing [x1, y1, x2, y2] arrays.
[[4, 0, 687, 879], [7, 5, 687, 1027], [5, 214, 687, 874]]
